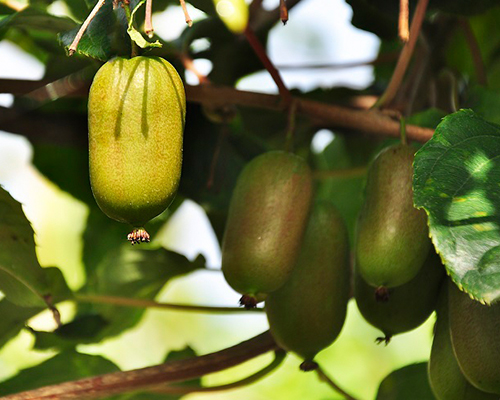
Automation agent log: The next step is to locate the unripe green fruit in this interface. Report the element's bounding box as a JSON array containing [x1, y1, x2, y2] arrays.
[[221, 151, 313, 304], [88, 56, 186, 243], [429, 283, 497, 400], [354, 248, 444, 342], [355, 144, 430, 288], [449, 282, 500, 395], [265, 201, 350, 366]]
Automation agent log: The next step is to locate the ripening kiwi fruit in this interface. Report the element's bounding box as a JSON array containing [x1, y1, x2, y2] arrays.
[[354, 247, 444, 343], [355, 144, 430, 288], [88, 56, 186, 244], [221, 151, 313, 307], [265, 201, 350, 369], [428, 283, 497, 400], [449, 282, 500, 395]]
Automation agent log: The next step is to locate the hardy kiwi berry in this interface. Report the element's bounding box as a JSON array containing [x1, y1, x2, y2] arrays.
[[221, 151, 313, 307], [88, 56, 186, 244], [265, 201, 350, 370], [355, 144, 430, 288]]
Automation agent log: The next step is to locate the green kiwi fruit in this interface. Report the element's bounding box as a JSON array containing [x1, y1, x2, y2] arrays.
[[449, 282, 500, 395], [429, 282, 497, 400], [265, 201, 350, 368], [354, 247, 444, 343], [355, 144, 430, 288], [221, 151, 313, 307], [88, 56, 186, 243]]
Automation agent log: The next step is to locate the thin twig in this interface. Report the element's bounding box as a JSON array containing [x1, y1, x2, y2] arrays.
[[74, 293, 265, 313], [1, 332, 277, 400], [144, 0, 154, 37], [68, 0, 107, 56], [285, 100, 297, 152], [316, 365, 359, 400], [151, 350, 286, 395], [458, 18, 487, 86], [374, 0, 429, 108], [279, 0, 288, 25], [244, 24, 292, 105], [179, 0, 193, 27], [399, 0, 409, 43], [180, 53, 210, 84]]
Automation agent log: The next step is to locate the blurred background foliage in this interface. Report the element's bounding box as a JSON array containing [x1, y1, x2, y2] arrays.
[[0, 0, 500, 398]]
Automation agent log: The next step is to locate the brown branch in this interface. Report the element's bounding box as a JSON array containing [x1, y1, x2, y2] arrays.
[[375, 0, 429, 108], [74, 293, 265, 313], [243, 25, 292, 105], [458, 18, 487, 86], [399, 0, 409, 43], [150, 350, 285, 395], [0, 80, 434, 142], [1, 331, 277, 400]]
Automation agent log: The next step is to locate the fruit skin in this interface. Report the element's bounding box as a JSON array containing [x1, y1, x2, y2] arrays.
[[449, 282, 500, 395], [429, 282, 497, 400], [265, 201, 350, 364], [88, 56, 186, 228], [221, 151, 313, 300], [354, 247, 444, 341], [355, 144, 430, 288]]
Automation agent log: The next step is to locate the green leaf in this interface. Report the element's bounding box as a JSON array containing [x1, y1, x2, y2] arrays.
[[78, 246, 205, 341], [0, 350, 119, 396], [376, 363, 435, 400], [32, 314, 108, 350], [127, 0, 162, 49], [0, 300, 42, 349], [0, 7, 76, 33], [59, 0, 115, 61], [413, 109, 500, 304], [0, 186, 56, 307]]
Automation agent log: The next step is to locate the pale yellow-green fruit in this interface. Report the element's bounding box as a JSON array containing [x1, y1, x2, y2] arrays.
[[88, 56, 186, 241]]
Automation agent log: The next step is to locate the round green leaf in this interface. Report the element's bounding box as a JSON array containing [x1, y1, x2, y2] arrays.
[[413, 109, 500, 304]]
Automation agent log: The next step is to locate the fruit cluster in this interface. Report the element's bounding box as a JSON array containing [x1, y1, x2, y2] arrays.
[[88, 56, 500, 397]]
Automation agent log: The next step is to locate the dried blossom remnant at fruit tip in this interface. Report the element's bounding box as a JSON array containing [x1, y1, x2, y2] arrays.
[[128, 227, 151, 244], [300, 360, 318, 372], [240, 294, 258, 309]]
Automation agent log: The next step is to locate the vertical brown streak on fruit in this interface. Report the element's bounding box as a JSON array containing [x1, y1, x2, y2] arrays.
[[114, 59, 142, 139], [142, 60, 150, 139]]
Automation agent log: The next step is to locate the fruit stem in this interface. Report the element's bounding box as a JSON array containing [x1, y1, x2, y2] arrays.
[[399, 116, 407, 145], [74, 293, 266, 313], [398, 0, 409, 43], [316, 365, 359, 400], [121, 1, 140, 57], [279, 0, 288, 25], [373, 0, 429, 109], [149, 350, 285, 395], [68, 0, 107, 56], [284, 99, 297, 152]]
